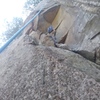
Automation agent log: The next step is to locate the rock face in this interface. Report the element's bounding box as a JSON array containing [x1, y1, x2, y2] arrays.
[[23, 0, 100, 65], [0, 0, 100, 99], [53, 0, 100, 51], [24, 0, 100, 48], [0, 37, 100, 100]]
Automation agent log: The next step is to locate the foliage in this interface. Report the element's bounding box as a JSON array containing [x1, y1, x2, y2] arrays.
[[2, 0, 42, 41], [24, 0, 42, 11], [3, 17, 23, 40]]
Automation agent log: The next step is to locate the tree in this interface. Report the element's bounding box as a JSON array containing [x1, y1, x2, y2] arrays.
[[24, 0, 42, 11], [2, 17, 23, 40], [2, 0, 42, 41]]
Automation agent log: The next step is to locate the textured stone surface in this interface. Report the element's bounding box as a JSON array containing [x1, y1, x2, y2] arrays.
[[24, 0, 100, 50], [0, 0, 100, 99], [0, 35, 100, 100], [22, 0, 100, 64], [53, 0, 100, 50]]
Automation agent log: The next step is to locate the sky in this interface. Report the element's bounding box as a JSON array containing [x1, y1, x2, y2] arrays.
[[0, 0, 27, 47]]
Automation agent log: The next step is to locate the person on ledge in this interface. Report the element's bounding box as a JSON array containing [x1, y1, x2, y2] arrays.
[[47, 26, 57, 46]]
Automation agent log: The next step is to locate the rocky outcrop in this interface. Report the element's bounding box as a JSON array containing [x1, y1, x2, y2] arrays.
[[53, 0, 100, 50], [21, 0, 100, 71], [23, 0, 100, 65], [0, 0, 100, 99], [0, 36, 100, 99]]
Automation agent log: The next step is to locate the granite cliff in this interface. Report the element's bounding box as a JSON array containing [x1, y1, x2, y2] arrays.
[[0, 0, 100, 99]]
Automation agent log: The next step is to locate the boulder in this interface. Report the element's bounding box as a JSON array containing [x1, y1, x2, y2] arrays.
[[23, 0, 100, 64]]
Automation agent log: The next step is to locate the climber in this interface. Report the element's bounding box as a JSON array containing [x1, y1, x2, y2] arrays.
[[47, 26, 57, 46]]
